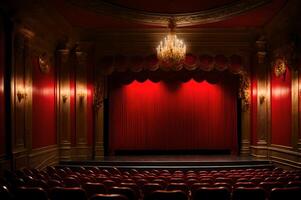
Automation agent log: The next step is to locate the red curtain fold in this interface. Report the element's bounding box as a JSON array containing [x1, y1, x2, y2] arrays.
[[129, 56, 144, 72], [214, 55, 228, 71], [109, 72, 238, 154], [145, 54, 159, 71], [199, 55, 214, 71], [99, 54, 244, 74]]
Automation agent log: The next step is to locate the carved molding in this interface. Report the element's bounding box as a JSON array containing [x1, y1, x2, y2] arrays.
[[93, 77, 104, 112], [251, 145, 301, 168], [67, 0, 271, 27], [238, 73, 251, 111]]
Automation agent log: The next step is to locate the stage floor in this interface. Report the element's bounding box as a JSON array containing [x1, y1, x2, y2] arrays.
[[103, 155, 254, 162], [60, 155, 273, 169]]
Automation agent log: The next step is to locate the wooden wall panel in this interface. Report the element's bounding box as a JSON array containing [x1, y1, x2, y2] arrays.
[[57, 50, 72, 161], [29, 145, 59, 170], [0, 17, 5, 156]]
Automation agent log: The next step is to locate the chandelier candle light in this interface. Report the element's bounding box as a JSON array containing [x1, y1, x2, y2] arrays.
[[157, 19, 186, 64]]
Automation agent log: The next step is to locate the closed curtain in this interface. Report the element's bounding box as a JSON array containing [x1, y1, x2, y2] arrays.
[[109, 71, 238, 154]]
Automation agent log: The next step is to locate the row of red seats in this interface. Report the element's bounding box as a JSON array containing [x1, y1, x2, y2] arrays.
[[1, 184, 301, 200], [1, 167, 301, 200]]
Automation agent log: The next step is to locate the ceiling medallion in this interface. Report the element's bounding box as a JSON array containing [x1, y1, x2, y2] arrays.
[[157, 19, 186, 65]]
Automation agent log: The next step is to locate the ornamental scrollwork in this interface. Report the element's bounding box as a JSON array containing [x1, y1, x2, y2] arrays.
[[93, 77, 104, 113], [238, 72, 250, 112]]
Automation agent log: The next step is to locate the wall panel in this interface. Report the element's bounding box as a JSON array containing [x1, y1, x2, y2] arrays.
[[271, 67, 292, 146], [32, 57, 56, 148]]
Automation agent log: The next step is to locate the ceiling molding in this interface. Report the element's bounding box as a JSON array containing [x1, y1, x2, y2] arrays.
[[66, 0, 271, 27]]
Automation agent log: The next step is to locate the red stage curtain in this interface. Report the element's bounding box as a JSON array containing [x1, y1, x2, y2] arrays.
[[109, 73, 238, 154]]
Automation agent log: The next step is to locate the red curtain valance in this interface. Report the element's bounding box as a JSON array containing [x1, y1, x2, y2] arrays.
[[98, 54, 244, 75]]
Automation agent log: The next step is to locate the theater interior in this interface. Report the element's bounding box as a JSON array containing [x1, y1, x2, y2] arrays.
[[0, 0, 301, 199]]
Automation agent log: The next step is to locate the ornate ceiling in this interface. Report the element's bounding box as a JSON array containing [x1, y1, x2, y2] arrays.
[[50, 0, 287, 28]]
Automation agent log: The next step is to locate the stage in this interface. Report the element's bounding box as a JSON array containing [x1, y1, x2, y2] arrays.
[[59, 155, 273, 170]]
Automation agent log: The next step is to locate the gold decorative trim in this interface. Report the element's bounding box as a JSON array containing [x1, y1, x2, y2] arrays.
[[238, 72, 250, 111], [67, 0, 271, 27], [269, 155, 301, 169], [269, 146, 301, 156], [29, 145, 58, 157], [93, 77, 104, 112], [270, 144, 293, 150]]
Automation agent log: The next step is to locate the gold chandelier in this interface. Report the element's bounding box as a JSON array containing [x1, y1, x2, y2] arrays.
[[157, 19, 186, 64]]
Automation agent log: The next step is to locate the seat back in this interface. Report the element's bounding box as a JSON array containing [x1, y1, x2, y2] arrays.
[[83, 182, 106, 198], [90, 194, 128, 200], [166, 182, 189, 195], [15, 187, 48, 200], [50, 187, 87, 200], [194, 187, 230, 200], [63, 177, 81, 187], [233, 187, 266, 200], [148, 190, 188, 200], [142, 183, 163, 199], [0, 185, 11, 200], [270, 187, 301, 200], [108, 186, 137, 200]]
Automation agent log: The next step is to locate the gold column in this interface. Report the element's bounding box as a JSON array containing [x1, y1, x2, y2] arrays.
[[12, 27, 34, 169], [299, 71, 301, 151], [57, 49, 71, 161], [291, 68, 299, 150], [93, 75, 105, 159], [240, 73, 251, 156], [254, 37, 270, 159], [74, 50, 89, 160]]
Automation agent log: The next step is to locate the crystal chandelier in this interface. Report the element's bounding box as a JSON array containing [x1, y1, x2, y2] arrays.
[[157, 20, 186, 64]]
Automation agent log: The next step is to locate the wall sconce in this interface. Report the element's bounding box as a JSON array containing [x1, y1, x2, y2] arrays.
[[17, 89, 27, 103], [259, 95, 265, 104], [77, 88, 87, 105], [61, 89, 70, 104]]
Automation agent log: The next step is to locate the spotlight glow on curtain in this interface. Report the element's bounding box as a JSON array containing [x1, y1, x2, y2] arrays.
[[109, 74, 238, 154]]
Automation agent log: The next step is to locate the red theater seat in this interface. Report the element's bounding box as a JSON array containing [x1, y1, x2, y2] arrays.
[[166, 182, 190, 195], [0, 185, 11, 200], [83, 182, 106, 198], [142, 183, 164, 198], [194, 187, 231, 200], [148, 190, 188, 200], [270, 187, 301, 200], [90, 194, 128, 200], [15, 187, 48, 200], [64, 177, 81, 187], [233, 187, 266, 200], [50, 187, 87, 200], [108, 186, 137, 200]]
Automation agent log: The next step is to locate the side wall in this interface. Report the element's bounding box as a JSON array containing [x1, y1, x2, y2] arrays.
[[250, 0, 301, 168]]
